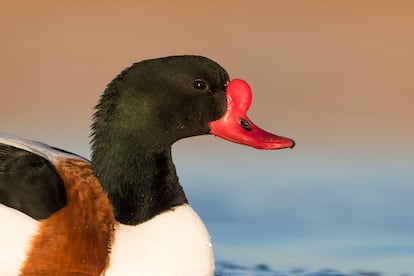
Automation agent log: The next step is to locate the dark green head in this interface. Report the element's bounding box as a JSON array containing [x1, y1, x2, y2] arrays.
[[91, 55, 229, 152]]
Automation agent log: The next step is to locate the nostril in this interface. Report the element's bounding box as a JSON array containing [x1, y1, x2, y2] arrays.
[[239, 118, 252, 132]]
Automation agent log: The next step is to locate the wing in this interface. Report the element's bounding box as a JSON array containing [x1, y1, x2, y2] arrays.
[[0, 143, 67, 220], [0, 132, 114, 275]]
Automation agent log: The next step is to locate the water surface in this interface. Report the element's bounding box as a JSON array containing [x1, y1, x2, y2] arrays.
[[175, 142, 414, 276]]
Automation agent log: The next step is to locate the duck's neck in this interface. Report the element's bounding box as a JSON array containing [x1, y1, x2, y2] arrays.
[[91, 139, 187, 225]]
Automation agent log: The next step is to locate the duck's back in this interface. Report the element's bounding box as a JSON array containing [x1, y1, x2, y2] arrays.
[[0, 132, 115, 275]]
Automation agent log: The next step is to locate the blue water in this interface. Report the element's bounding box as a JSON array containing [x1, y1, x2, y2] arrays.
[[214, 261, 385, 276], [174, 140, 414, 276]]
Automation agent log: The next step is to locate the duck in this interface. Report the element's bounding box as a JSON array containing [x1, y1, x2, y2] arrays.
[[0, 55, 295, 276]]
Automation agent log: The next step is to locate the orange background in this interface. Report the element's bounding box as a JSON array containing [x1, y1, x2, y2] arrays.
[[1, 1, 413, 159]]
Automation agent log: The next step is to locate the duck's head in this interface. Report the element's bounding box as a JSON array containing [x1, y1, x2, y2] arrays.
[[92, 55, 294, 152]]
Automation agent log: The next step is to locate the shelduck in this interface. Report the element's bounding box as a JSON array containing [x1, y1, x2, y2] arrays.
[[0, 55, 294, 276]]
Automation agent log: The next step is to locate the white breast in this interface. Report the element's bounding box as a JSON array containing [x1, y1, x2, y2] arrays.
[[105, 204, 214, 276]]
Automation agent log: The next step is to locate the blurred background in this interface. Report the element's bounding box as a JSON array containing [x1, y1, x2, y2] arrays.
[[1, 1, 413, 275]]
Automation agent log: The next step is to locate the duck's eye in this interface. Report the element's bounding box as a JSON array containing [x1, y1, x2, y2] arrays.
[[193, 79, 208, 91]]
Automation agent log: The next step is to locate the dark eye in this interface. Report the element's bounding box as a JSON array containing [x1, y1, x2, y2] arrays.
[[193, 79, 208, 91]]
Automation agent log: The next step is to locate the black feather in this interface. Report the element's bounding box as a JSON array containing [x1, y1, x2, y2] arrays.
[[0, 144, 66, 220]]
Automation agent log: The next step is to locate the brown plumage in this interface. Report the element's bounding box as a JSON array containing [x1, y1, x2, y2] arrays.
[[20, 159, 115, 276]]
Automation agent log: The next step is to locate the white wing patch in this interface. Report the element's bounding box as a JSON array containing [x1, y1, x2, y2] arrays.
[[0, 131, 87, 164]]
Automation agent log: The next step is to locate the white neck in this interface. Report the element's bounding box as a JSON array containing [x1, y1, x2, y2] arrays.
[[105, 204, 214, 276]]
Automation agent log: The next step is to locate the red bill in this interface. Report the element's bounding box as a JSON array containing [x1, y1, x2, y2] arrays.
[[209, 79, 295, 150]]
